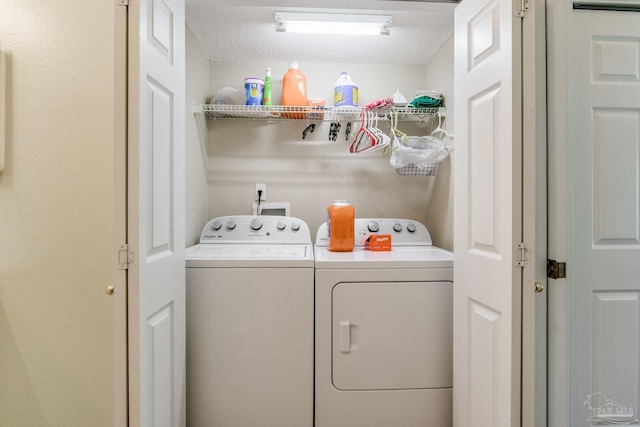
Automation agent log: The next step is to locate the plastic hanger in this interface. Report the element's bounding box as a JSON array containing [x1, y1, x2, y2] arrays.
[[350, 111, 390, 153], [350, 111, 376, 153], [384, 112, 406, 156], [367, 112, 390, 152], [430, 111, 454, 139]]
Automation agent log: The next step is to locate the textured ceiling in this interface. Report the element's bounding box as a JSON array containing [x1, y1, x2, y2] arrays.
[[185, 1, 456, 65]]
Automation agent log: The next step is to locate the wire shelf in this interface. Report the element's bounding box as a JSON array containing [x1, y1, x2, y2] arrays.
[[195, 104, 442, 123]]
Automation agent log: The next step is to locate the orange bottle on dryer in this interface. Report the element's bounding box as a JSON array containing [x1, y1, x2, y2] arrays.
[[282, 62, 307, 118], [327, 201, 355, 252]]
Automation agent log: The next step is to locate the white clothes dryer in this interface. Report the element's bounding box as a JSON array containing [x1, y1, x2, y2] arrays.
[[186, 216, 314, 427], [314, 218, 454, 427]]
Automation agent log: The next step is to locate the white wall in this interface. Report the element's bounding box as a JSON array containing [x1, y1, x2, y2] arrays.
[[0, 1, 114, 426], [186, 28, 211, 246], [205, 61, 444, 236], [423, 36, 454, 251]]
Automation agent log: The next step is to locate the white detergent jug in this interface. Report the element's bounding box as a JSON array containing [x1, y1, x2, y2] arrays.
[[334, 72, 358, 107]]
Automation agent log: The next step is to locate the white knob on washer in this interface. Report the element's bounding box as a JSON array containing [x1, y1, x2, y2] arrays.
[[367, 221, 380, 232], [226, 220, 236, 230], [277, 221, 286, 230], [407, 223, 416, 233], [393, 223, 402, 232], [211, 220, 222, 231], [250, 218, 263, 231], [291, 222, 301, 231]]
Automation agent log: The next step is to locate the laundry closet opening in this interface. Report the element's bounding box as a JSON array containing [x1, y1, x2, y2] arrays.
[[182, 3, 458, 427]]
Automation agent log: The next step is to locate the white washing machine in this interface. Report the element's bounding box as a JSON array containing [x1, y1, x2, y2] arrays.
[[185, 215, 314, 427], [314, 218, 454, 427]]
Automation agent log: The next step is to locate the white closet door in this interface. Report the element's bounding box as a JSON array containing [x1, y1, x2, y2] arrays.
[[570, 8, 640, 426], [127, 0, 186, 425], [453, 0, 523, 424]]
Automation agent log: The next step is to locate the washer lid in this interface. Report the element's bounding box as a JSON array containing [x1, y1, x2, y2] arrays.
[[314, 246, 453, 269], [186, 243, 314, 267]]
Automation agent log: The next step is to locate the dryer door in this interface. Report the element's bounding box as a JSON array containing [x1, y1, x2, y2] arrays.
[[332, 281, 452, 390]]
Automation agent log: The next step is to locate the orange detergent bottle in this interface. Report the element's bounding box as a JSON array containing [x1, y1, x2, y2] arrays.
[[327, 201, 355, 252], [282, 62, 307, 118]]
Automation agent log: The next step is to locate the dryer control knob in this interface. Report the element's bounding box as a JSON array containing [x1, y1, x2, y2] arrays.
[[407, 223, 417, 233], [393, 223, 403, 232], [226, 220, 236, 230], [250, 218, 263, 231], [291, 222, 301, 231], [211, 220, 222, 231], [277, 221, 287, 230], [367, 221, 380, 232]]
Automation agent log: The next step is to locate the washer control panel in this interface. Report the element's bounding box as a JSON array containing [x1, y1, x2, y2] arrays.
[[200, 215, 311, 243], [315, 218, 432, 247]]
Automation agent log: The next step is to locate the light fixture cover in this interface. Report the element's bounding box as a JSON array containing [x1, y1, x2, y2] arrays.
[[275, 12, 392, 36]]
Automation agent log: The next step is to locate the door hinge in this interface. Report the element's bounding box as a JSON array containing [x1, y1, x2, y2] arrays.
[[117, 0, 129, 6], [516, 242, 529, 267], [516, 0, 529, 17], [547, 259, 567, 279], [117, 244, 134, 270]]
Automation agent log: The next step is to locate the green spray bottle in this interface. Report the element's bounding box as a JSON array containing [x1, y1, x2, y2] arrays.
[[263, 67, 272, 106]]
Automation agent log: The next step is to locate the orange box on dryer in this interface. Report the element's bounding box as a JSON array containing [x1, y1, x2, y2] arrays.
[[364, 234, 392, 251]]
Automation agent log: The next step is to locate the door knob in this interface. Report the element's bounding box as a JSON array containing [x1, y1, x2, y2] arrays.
[[106, 285, 115, 296], [534, 282, 544, 293]]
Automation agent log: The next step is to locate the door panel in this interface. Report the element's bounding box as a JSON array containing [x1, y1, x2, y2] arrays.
[[591, 292, 640, 403], [128, 0, 186, 426], [469, 2, 501, 70], [453, 0, 522, 424], [468, 299, 501, 425], [470, 84, 502, 256], [147, 303, 175, 426], [570, 10, 640, 425], [592, 108, 639, 246], [147, 79, 174, 255]]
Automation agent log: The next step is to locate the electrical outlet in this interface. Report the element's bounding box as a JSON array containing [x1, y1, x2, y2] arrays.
[[255, 183, 266, 201]]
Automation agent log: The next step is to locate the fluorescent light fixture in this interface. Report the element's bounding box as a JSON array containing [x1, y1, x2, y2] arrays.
[[275, 12, 392, 36]]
